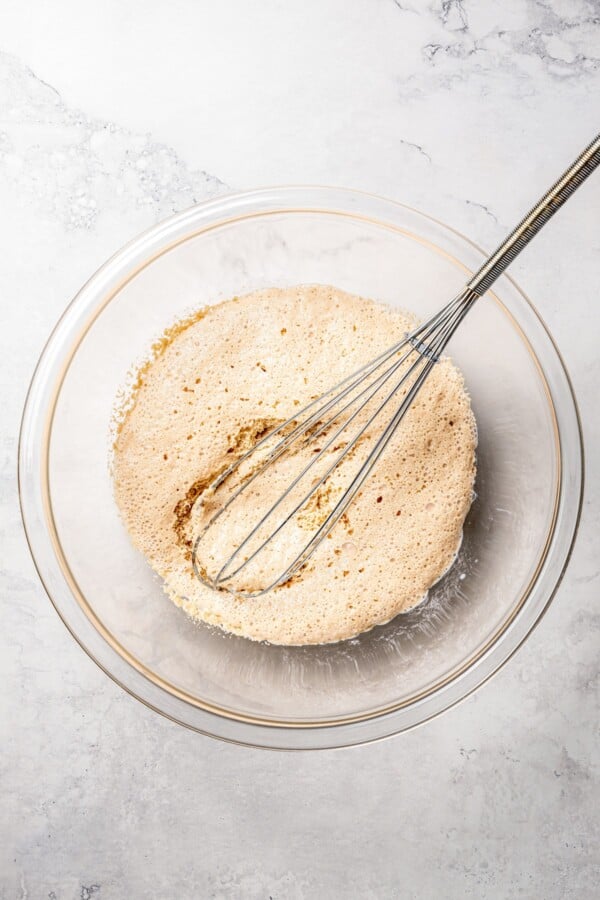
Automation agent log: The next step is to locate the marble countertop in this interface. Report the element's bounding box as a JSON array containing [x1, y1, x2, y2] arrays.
[[2, 1, 598, 897]]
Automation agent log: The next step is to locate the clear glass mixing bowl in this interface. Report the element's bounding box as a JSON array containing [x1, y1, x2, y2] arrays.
[[19, 187, 583, 749]]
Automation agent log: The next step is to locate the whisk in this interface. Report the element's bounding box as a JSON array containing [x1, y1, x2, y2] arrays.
[[192, 133, 600, 597]]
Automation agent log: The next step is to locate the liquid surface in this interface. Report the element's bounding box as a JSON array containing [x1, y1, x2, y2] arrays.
[[113, 285, 477, 645]]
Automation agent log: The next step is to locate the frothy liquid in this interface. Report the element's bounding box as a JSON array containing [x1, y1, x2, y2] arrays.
[[113, 285, 477, 645]]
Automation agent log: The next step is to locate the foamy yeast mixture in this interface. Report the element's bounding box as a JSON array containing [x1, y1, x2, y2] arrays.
[[113, 285, 476, 645]]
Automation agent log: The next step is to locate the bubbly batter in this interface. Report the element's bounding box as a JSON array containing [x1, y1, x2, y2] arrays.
[[113, 285, 476, 645]]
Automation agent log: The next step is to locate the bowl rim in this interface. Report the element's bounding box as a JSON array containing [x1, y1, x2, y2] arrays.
[[18, 185, 584, 749]]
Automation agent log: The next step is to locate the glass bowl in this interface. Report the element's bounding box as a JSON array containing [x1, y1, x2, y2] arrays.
[[19, 187, 583, 749]]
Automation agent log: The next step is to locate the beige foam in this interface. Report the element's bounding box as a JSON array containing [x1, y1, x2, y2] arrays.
[[113, 284, 477, 645]]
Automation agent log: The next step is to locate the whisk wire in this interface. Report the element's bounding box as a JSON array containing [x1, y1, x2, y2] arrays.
[[193, 289, 477, 594], [210, 291, 464, 497], [216, 288, 478, 592], [303, 290, 469, 447], [193, 292, 466, 562]]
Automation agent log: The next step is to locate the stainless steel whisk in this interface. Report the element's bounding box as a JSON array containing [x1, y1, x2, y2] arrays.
[[193, 134, 600, 597]]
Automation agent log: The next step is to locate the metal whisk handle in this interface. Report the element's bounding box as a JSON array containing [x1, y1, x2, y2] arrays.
[[467, 133, 600, 297]]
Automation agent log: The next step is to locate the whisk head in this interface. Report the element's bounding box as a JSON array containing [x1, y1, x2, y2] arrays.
[[191, 288, 477, 597]]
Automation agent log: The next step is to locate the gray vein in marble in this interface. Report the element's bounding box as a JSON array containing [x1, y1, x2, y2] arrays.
[[79, 885, 101, 900], [439, 0, 469, 32], [465, 198, 498, 223], [413, 0, 600, 87], [391, 0, 419, 13], [574, 568, 600, 583], [399, 137, 432, 162], [0, 52, 228, 234]]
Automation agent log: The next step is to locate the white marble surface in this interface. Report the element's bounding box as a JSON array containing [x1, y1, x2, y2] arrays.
[[2, 1, 599, 896]]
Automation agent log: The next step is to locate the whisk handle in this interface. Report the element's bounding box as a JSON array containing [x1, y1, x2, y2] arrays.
[[467, 133, 600, 296]]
